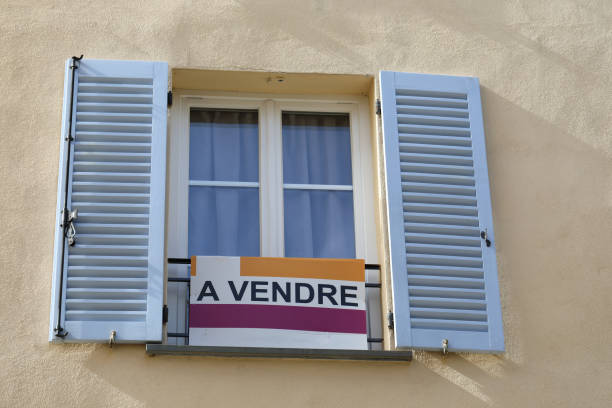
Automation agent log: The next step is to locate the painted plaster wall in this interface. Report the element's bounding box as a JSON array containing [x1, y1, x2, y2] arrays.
[[1, 1, 611, 406]]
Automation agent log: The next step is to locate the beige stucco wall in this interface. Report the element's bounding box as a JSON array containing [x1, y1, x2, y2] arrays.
[[1, 1, 611, 406]]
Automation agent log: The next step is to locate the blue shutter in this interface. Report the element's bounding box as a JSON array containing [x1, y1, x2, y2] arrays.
[[380, 71, 504, 353], [49, 59, 168, 343]]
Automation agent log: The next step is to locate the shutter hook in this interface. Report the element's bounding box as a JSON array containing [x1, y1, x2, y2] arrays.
[[441, 339, 449, 356], [109, 330, 117, 348], [480, 230, 491, 247]]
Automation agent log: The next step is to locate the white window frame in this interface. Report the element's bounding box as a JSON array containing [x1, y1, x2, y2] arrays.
[[167, 90, 378, 263]]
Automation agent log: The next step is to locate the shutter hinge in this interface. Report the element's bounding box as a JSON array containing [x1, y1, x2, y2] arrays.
[[387, 311, 394, 329], [162, 305, 169, 324], [167, 91, 173, 107], [376, 99, 381, 115]]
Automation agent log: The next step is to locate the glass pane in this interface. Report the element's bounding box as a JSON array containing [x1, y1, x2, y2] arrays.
[[284, 189, 355, 258], [189, 109, 258, 182], [188, 186, 260, 256], [282, 112, 352, 185]]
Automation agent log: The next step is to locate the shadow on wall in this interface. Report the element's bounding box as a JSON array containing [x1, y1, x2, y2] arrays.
[[75, 90, 612, 407]]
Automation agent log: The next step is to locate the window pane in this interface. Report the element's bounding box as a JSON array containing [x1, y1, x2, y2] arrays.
[[282, 112, 352, 185], [188, 186, 260, 256], [189, 109, 258, 182], [284, 189, 355, 258]]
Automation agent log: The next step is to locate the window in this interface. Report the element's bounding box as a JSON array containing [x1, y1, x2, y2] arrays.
[[50, 59, 503, 354], [166, 92, 379, 345]]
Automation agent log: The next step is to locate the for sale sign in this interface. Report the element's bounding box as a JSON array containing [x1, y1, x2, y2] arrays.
[[189, 256, 367, 350]]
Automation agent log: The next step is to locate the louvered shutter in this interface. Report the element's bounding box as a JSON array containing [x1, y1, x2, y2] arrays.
[[380, 71, 504, 352], [50, 59, 167, 343]]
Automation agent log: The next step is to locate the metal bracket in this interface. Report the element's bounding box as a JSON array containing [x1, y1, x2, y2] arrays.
[[162, 305, 169, 324], [376, 99, 381, 115], [109, 330, 117, 348], [54, 327, 69, 338], [387, 311, 394, 329], [441, 339, 449, 356], [167, 91, 173, 107]]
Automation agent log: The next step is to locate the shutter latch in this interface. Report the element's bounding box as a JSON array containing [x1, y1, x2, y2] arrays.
[[480, 230, 491, 247], [61, 208, 78, 246], [387, 311, 394, 329], [376, 99, 381, 115]]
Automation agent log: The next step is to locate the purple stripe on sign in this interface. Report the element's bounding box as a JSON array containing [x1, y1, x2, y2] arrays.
[[190, 304, 367, 334]]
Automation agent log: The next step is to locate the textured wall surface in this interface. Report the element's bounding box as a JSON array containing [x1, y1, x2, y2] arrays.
[[1, 1, 611, 407]]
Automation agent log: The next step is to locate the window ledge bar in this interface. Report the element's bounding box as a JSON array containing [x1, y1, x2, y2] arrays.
[[189, 180, 259, 188], [146, 345, 411, 362], [283, 183, 353, 191]]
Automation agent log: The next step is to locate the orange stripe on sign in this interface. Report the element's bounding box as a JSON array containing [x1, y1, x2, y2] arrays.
[[240, 257, 365, 282], [191, 255, 197, 276]]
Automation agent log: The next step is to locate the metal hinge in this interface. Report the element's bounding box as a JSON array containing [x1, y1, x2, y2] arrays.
[[167, 91, 173, 107], [387, 311, 394, 329], [162, 305, 169, 324], [376, 99, 381, 115]]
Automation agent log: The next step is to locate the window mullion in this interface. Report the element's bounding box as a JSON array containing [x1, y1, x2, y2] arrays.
[[260, 100, 284, 257]]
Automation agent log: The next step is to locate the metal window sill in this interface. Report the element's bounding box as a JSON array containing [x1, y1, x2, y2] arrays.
[[146, 344, 412, 362]]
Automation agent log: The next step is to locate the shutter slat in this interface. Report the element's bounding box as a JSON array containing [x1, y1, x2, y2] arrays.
[[75, 121, 152, 133], [65, 311, 147, 321], [395, 96, 468, 109], [75, 132, 152, 143], [76, 112, 152, 123], [399, 134, 472, 147], [407, 275, 485, 289], [406, 253, 483, 268], [66, 299, 147, 311], [77, 102, 152, 114], [69, 245, 148, 256], [410, 297, 486, 310], [401, 172, 475, 186], [410, 318, 488, 331], [72, 173, 150, 183], [400, 152, 473, 166], [408, 286, 485, 299], [77, 93, 153, 104], [72, 182, 150, 193], [76, 223, 149, 235], [77, 83, 153, 94], [399, 142, 473, 156], [74, 151, 151, 162], [405, 232, 481, 246], [72, 203, 150, 213], [381, 71, 504, 352], [403, 203, 478, 216], [74, 142, 151, 153], [404, 212, 479, 227], [66, 288, 147, 299], [406, 243, 482, 258], [397, 114, 470, 128], [67, 277, 148, 288], [73, 162, 151, 173], [71, 192, 150, 203], [396, 106, 469, 118], [67, 266, 148, 278], [75, 234, 148, 245], [405, 264, 484, 279]]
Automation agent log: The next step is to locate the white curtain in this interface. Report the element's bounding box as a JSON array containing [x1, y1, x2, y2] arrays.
[[282, 112, 355, 258], [188, 109, 260, 256]]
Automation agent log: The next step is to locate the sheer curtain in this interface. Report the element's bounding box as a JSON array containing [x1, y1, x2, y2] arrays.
[[282, 112, 356, 258], [188, 109, 260, 257]]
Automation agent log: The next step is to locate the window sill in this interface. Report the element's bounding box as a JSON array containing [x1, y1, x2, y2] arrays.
[[146, 345, 412, 362]]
